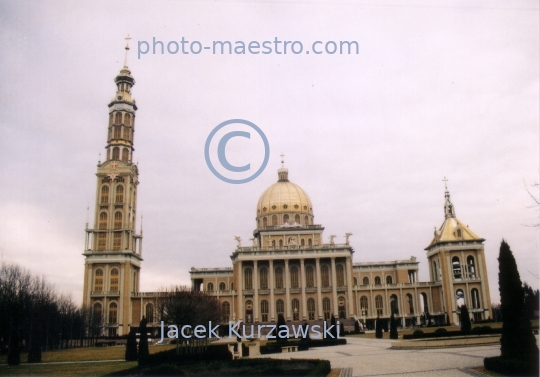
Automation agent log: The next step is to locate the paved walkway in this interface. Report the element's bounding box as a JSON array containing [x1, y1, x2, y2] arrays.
[[260, 336, 500, 377]]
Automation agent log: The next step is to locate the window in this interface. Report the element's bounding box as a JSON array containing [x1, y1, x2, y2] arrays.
[[94, 269, 103, 291], [336, 264, 345, 287], [300, 238, 305, 246], [113, 232, 121, 250], [93, 302, 102, 323], [231, 282, 234, 290], [112, 147, 119, 160], [275, 266, 283, 289], [390, 294, 399, 315], [276, 299, 285, 316], [386, 276, 393, 285], [360, 296, 368, 316], [304, 215, 309, 225], [260, 267, 268, 289], [244, 268, 253, 290], [146, 303, 154, 323], [295, 214, 300, 223], [272, 215, 277, 226], [222, 302, 230, 322], [279, 239, 283, 248], [101, 186, 109, 204], [124, 113, 131, 126], [456, 289, 465, 309], [362, 277, 369, 285], [109, 114, 113, 126], [116, 185, 124, 203], [308, 238, 312, 246], [306, 265, 315, 288], [292, 299, 300, 321], [114, 212, 122, 229], [122, 148, 129, 162], [290, 266, 299, 288], [97, 233, 106, 251], [407, 293, 414, 314], [207, 282, 214, 291], [432, 261, 437, 281], [261, 300, 269, 322], [219, 282, 226, 291], [375, 295, 383, 316], [110, 269, 119, 291], [467, 256, 476, 278], [374, 276, 381, 285], [307, 298, 315, 320], [115, 112, 122, 124], [114, 126, 121, 139], [283, 214, 289, 223], [263, 217, 267, 227], [456, 228, 462, 238], [109, 302, 117, 324], [321, 265, 330, 287], [323, 298, 331, 320], [272, 239, 276, 247], [353, 277, 357, 286], [99, 213, 108, 230], [452, 256, 462, 279]]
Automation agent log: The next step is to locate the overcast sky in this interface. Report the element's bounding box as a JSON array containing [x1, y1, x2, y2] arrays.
[[0, 0, 538, 305]]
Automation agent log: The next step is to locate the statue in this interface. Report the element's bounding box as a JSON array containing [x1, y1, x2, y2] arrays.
[[250, 237, 259, 247], [329, 235, 336, 245], [234, 236, 242, 248], [345, 232, 353, 245]]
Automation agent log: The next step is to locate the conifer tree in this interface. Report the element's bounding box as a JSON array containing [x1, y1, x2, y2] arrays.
[[125, 329, 138, 361], [137, 317, 149, 363], [277, 314, 288, 344], [375, 316, 383, 339], [330, 314, 337, 338], [460, 305, 471, 332], [389, 312, 398, 339]]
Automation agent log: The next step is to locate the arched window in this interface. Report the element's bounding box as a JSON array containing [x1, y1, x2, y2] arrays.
[[304, 215, 309, 225], [110, 268, 119, 291], [272, 215, 277, 226], [122, 148, 129, 162], [219, 282, 226, 291], [300, 238, 305, 246], [109, 114, 113, 126], [276, 299, 285, 316], [467, 256, 476, 278], [295, 214, 300, 223], [307, 298, 316, 320], [101, 186, 109, 204], [114, 112, 122, 124], [275, 266, 283, 289], [386, 276, 393, 285], [308, 238, 312, 246], [115, 185, 124, 203], [272, 240, 276, 247], [114, 212, 122, 229], [283, 214, 289, 223], [113, 232, 121, 250], [279, 239, 283, 248], [207, 282, 214, 291], [112, 147, 120, 160], [124, 113, 131, 126], [99, 213, 107, 230], [306, 265, 315, 288], [362, 277, 369, 286], [290, 266, 299, 288], [97, 233, 106, 251], [263, 217, 267, 227], [244, 268, 253, 290], [292, 299, 300, 320], [407, 293, 414, 314], [260, 267, 268, 289], [261, 300, 269, 322], [146, 303, 154, 323], [114, 126, 121, 139], [323, 298, 331, 320], [93, 302, 102, 323], [375, 295, 383, 316], [353, 277, 357, 286], [222, 301, 230, 322], [336, 264, 345, 287], [231, 282, 234, 290], [390, 294, 399, 315], [108, 302, 118, 324], [374, 276, 381, 285], [452, 256, 462, 279], [432, 261, 437, 281], [360, 296, 368, 316], [419, 292, 429, 313], [321, 265, 330, 287], [94, 269, 103, 291]]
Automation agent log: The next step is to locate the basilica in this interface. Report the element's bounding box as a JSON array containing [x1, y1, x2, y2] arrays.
[[81, 49, 492, 337]]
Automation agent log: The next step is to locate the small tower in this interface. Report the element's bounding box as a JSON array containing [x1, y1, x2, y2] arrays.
[[82, 37, 143, 336], [425, 179, 492, 325]]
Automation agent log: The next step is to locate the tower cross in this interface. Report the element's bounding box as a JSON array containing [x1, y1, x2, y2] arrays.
[[124, 35, 132, 67], [442, 176, 448, 190], [280, 153, 285, 167]]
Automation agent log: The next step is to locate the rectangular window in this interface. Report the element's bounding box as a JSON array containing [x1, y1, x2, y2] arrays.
[[113, 232, 122, 250]]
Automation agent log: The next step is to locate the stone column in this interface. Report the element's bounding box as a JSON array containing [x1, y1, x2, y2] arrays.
[[331, 257, 338, 318], [300, 259, 306, 320], [346, 257, 354, 317], [269, 260, 275, 322], [253, 260, 259, 322], [285, 259, 291, 321], [236, 261, 243, 322], [316, 258, 323, 320]]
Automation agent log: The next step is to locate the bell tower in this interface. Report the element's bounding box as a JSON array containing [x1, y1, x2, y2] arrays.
[[425, 178, 492, 325], [82, 37, 143, 336]]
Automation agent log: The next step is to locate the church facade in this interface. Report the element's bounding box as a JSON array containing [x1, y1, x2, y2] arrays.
[[81, 52, 492, 337]]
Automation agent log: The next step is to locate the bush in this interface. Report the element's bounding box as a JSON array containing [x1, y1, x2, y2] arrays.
[[140, 344, 232, 365], [307, 360, 331, 376], [484, 356, 539, 376], [412, 330, 424, 337], [434, 328, 447, 334]]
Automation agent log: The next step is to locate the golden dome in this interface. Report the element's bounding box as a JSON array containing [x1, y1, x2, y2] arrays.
[[256, 168, 314, 228]]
